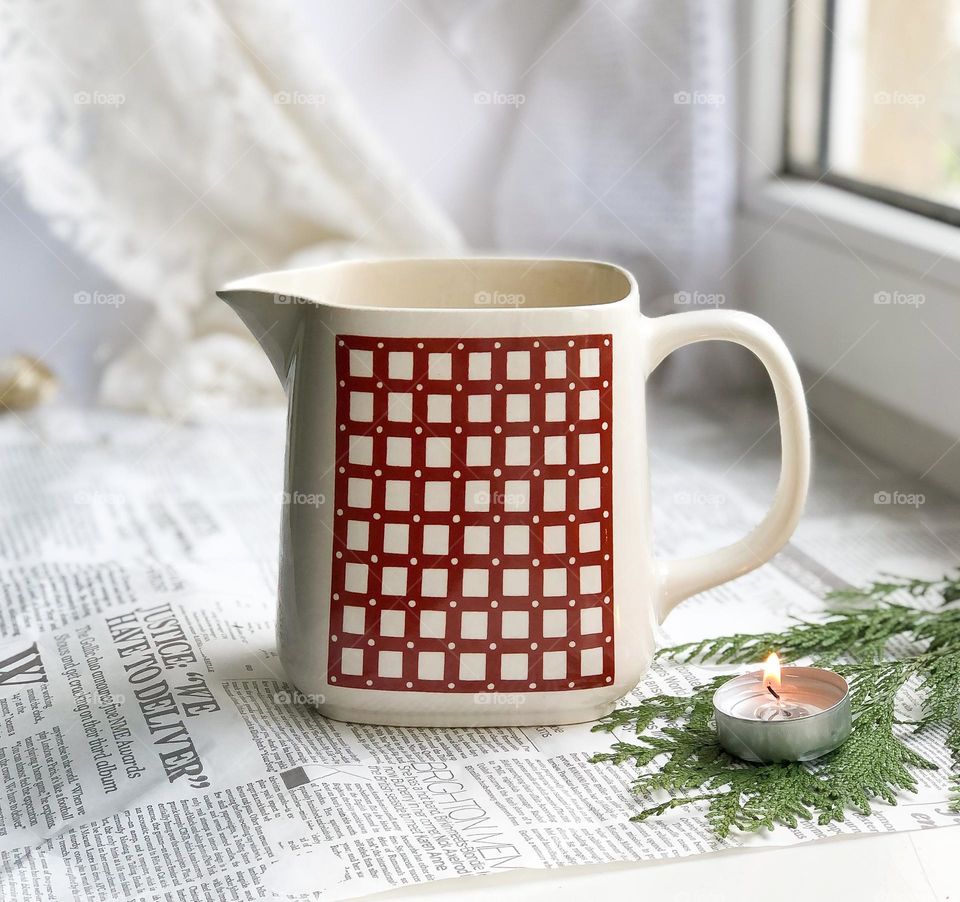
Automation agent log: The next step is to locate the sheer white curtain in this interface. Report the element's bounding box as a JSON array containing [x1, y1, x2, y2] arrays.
[[0, 0, 461, 416], [1, 0, 739, 414]]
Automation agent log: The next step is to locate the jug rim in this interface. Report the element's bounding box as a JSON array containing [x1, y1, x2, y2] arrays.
[[217, 256, 638, 314]]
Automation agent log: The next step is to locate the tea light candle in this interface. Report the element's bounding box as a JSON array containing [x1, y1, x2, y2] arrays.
[[712, 653, 851, 763]]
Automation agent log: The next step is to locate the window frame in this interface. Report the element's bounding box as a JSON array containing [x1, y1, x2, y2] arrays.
[[782, 0, 960, 229]]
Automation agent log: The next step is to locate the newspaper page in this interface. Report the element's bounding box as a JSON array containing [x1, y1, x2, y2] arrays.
[[0, 402, 957, 901]]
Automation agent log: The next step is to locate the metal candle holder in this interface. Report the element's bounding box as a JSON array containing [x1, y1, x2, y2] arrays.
[[712, 666, 851, 763]]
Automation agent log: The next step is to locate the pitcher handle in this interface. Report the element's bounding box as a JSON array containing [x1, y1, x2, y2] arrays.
[[644, 310, 810, 622]]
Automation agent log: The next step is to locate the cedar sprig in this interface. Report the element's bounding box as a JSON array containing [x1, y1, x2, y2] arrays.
[[592, 572, 960, 837]]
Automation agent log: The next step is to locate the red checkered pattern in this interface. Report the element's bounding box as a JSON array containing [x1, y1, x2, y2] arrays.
[[328, 334, 614, 693]]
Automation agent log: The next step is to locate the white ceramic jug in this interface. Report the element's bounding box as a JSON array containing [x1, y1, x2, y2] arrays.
[[218, 258, 809, 727]]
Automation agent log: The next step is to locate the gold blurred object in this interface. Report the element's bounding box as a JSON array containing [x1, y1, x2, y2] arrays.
[[0, 354, 59, 411]]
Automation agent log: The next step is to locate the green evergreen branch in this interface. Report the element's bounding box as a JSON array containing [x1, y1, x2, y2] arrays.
[[592, 572, 960, 837]]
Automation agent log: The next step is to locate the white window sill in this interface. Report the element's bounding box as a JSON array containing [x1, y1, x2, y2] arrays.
[[741, 177, 960, 289]]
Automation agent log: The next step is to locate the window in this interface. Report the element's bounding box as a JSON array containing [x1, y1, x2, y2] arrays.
[[785, 0, 960, 226]]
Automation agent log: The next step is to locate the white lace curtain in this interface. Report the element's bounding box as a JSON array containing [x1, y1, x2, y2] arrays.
[[0, 0, 461, 416]]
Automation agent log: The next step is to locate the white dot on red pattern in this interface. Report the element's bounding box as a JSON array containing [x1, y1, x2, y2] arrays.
[[332, 635, 338, 642]]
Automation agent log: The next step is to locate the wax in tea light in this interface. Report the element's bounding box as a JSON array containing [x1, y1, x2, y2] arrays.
[[713, 653, 851, 763]]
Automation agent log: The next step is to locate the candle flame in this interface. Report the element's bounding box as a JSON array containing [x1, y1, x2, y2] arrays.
[[763, 652, 782, 693]]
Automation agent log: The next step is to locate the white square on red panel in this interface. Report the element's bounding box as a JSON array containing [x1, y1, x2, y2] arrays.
[[462, 569, 489, 597], [383, 523, 409, 554], [504, 435, 530, 465], [464, 481, 490, 512], [503, 480, 529, 512], [502, 610, 529, 638], [579, 522, 601, 553], [350, 349, 374, 377], [506, 394, 530, 422], [543, 435, 566, 464], [378, 650, 403, 678], [427, 394, 452, 422], [342, 606, 365, 634], [381, 566, 407, 596], [580, 347, 600, 377], [501, 654, 528, 680], [421, 569, 448, 597], [579, 477, 601, 510], [542, 609, 567, 637], [507, 350, 530, 380], [502, 569, 529, 596], [424, 481, 451, 511], [466, 435, 491, 466], [463, 525, 490, 554], [542, 651, 566, 680], [385, 480, 410, 511], [350, 392, 374, 422], [545, 392, 566, 421], [425, 436, 451, 468], [380, 610, 405, 636], [469, 352, 491, 380], [459, 653, 486, 680], [542, 525, 565, 554], [344, 563, 368, 593], [387, 392, 413, 422], [419, 610, 446, 638], [468, 394, 492, 422], [579, 432, 601, 465], [503, 525, 529, 555], [331, 334, 613, 692], [341, 647, 364, 675], [346, 520, 369, 551], [543, 568, 567, 596], [418, 651, 445, 679], [460, 611, 488, 639], [579, 389, 600, 420], [421, 524, 449, 555], [428, 353, 452, 380], [386, 436, 411, 467], [388, 351, 413, 379], [545, 350, 567, 378], [349, 434, 373, 465]]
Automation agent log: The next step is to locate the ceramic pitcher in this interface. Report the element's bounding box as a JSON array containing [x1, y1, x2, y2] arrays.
[[218, 258, 809, 727]]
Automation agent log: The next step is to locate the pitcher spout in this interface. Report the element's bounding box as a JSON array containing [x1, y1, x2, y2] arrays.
[[217, 280, 308, 388]]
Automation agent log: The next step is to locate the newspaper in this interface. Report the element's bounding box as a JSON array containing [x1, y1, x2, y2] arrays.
[[0, 401, 958, 901]]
